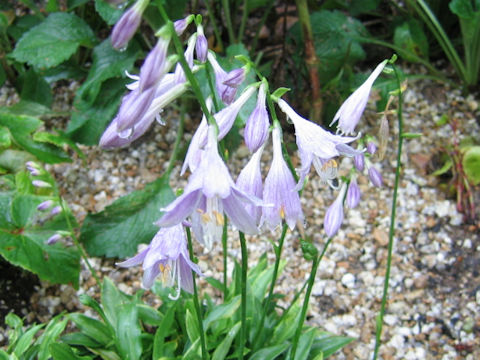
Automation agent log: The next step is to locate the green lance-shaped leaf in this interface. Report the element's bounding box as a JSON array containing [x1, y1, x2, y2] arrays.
[[80, 175, 175, 258], [463, 146, 480, 185], [11, 12, 96, 69]]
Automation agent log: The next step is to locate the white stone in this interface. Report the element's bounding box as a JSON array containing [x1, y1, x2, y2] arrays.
[[341, 273, 356, 289]]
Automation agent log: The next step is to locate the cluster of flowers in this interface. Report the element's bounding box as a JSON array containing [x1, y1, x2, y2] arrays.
[[103, 1, 387, 299], [26, 161, 68, 244]]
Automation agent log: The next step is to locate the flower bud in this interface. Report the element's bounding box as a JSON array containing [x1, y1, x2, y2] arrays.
[[110, 0, 149, 50], [354, 153, 365, 172], [324, 183, 347, 237], [368, 166, 383, 187], [37, 200, 54, 211], [46, 233, 62, 245], [116, 86, 155, 132], [367, 142, 377, 155], [244, 83, 269, 153], [195, 25, 208, 62], [51, 206, 62, 215], [32, 180, 51, 188], [138, 37, 170, 91], [174, 15, 193, 35], [346, 178, 361, 208]]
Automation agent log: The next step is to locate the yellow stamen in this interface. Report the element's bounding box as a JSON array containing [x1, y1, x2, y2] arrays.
[[213, 211, 224, 226], [279, 205, 285, 219]]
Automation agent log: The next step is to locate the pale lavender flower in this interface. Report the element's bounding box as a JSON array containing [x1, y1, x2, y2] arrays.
[[115, 86, 156, 132], [367, 142, 377, 154], [354, 153, 365, 172], [261, 126, 304, 231], [236, 144, 265, 225], [346, 177, 361, 208], [195, 25, 208, 62], [117, 224, 201, 299], [101, 78, 188, 148], [174, 15, 193, 35], [46, 233, 62, 245], [180, 98, 213, 175], [207, 52, 244, 104], [37, 200, 53, 211], [27, 166, 40, 176], [330, 60, 387, 135], [244, 82, 269, 153], [197, 85, 257, 149], [50, 206, 62, 216], [32, 180, 51, 188], [368, 166, 383, 187], [277, 99, 360, 189], [138, 36, 171, 91], [324, 183, 347, 237], [111, 0, 149, 50], [157, 126, 262, 249], [223, 68, 245, 88]]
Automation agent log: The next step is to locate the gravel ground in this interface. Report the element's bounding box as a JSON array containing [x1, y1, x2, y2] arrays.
[[1, 69, 479, 359]]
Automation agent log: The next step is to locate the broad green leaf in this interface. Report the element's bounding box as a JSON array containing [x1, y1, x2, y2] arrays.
[[203, 295, 241, 330], [80, 175, 175, 258], [49, 343, 84, 360], [137, 304, 163, 326], [0, 113, 70, 163], [101, 277, 132, 326], [0, 126, 11, 148], [287, 10, 367, 84], [42, 61, 86, 83], [463, 146, 480, 185], [211, 321, 241, 360], [310, 332, 355, 358], [393, 20, 429, 62], [153, 303, 177, 358], [67, 0, 90, 11], [293, 327, 317, 360], [115, 302, 142, 360], [348, 0, 381, 16], [13, 324, 44, 357], [68, 313, 113, 345], [95, 0, 124, 25], [12, 12, 96, 69], [20, 69, 52, 107], [60, 332, 102, 348], [33, 131, 85, 160], [76, 38, 140, 105], [0, 230, 80, 287], [3, 101, 52, 117], [249, 343, 289, 360], [37, 317, 68, 360], [450, 0, 480, 19], [67, 77, 127, 145], [185, 309, 200, 343], [271, 304, 301, 344], [7, 14, 42, 41]]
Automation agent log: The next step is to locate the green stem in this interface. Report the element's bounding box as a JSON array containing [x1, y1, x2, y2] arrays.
[[222, 215, 228, 299], [165, 100, 185, 177], [251, 223, 288, 351], [372, 63, 404, 359], [58, 197, 101, 287], [238, 232, 248, 360], [204, 0, 224, 52], [156, 5, 217, 129], [222, 0, 236, 44], [290, 237, 332, 359], [237, 0, 249, 43], [205, 62, 221, 112], [186, 227, 209, 360]]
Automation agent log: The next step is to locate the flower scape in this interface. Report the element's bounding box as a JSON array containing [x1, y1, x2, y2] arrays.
[[100, 11, 388, 296]]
